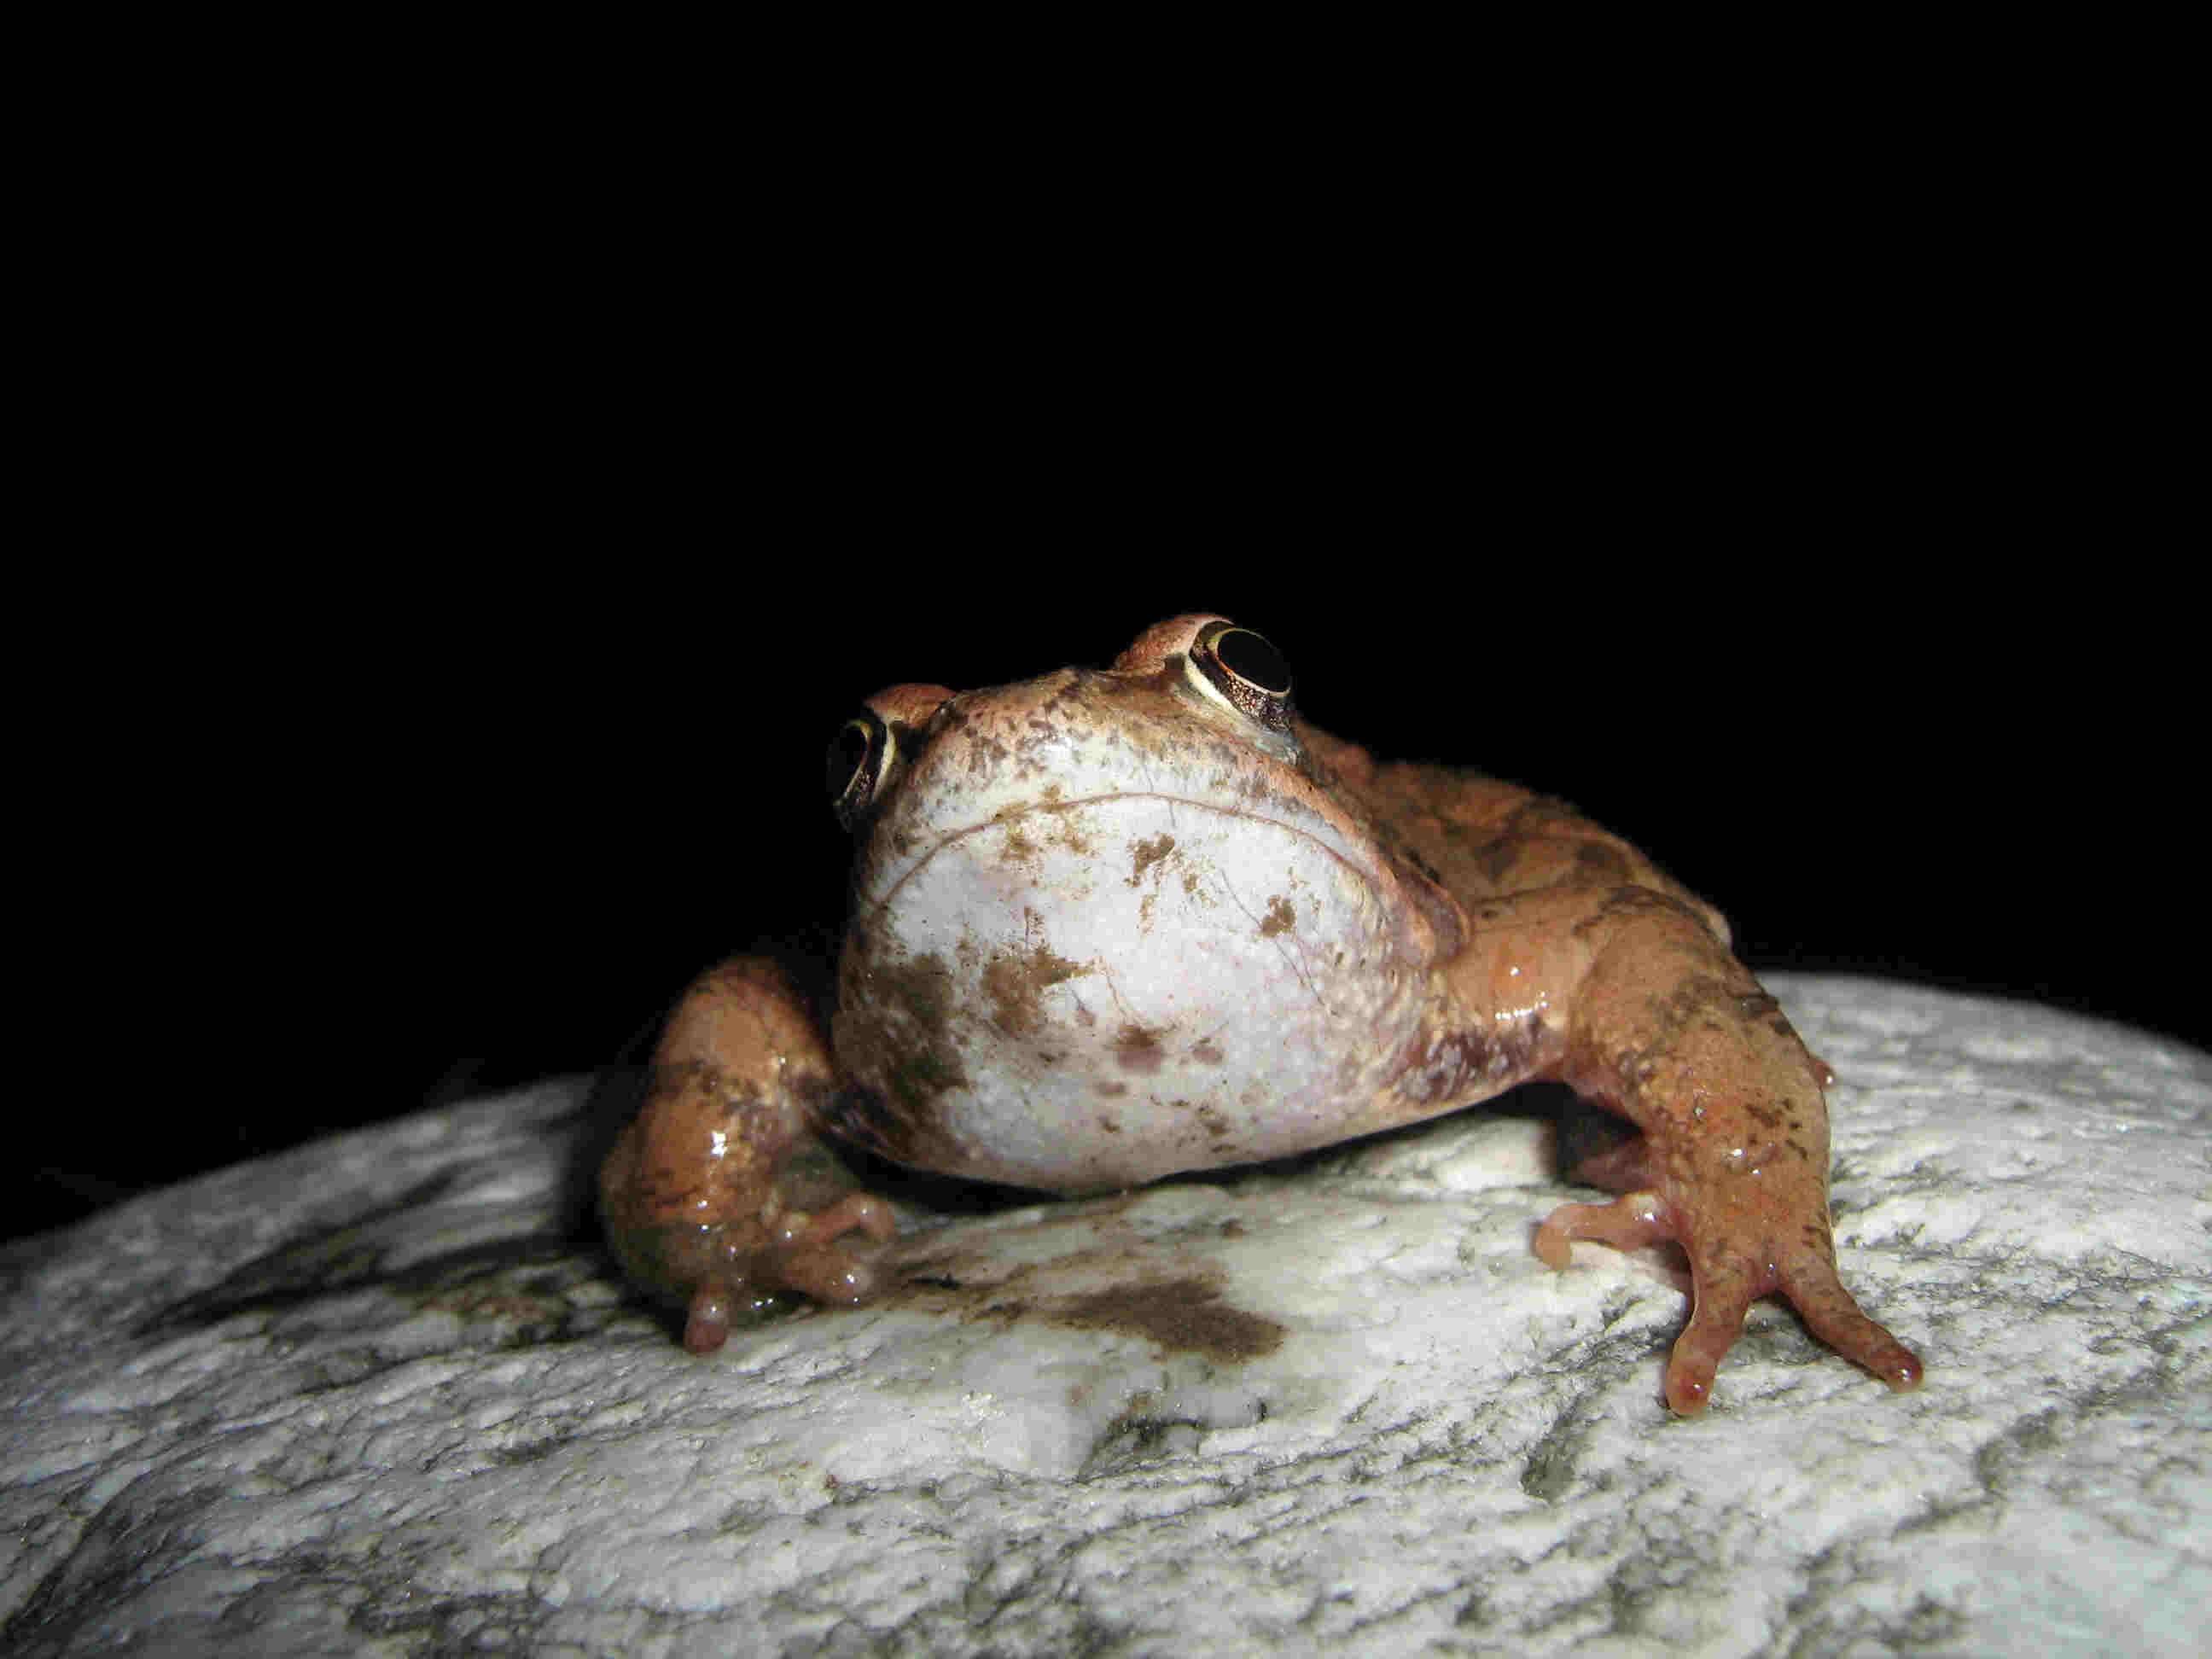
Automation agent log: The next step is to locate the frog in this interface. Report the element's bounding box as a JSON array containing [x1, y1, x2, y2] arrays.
[[599, 613, 1924, 1414]]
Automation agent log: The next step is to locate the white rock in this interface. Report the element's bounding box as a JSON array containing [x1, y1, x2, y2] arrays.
[[2, 977, 2207, 1656]]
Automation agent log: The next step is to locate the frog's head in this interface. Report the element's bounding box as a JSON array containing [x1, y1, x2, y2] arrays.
[[820, 614, 1457, 1193]]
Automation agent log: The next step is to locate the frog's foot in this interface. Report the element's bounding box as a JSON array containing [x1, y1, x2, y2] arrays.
[[676, 1192, 899, 1355], [1544, 907, 1923, 1412], [599, 957, 902, 1356], [1534, 1191, 1923, 1413]]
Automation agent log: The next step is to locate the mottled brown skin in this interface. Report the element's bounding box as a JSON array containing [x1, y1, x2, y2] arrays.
[[601, 618, 1922, 1413]]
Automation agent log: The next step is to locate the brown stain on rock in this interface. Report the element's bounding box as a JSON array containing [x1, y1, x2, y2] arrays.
[[1259, 894, 1296, 937], [891, 1231, 1284, 1368], [1053, 1274, 1284, 1364]]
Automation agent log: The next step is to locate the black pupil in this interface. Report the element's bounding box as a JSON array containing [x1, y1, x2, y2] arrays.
[[1215, 629, 1291, 695], [827, 719, 874, 800]]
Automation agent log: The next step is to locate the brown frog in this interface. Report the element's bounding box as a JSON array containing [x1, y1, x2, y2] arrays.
[[600, 614, 1923, 1413]]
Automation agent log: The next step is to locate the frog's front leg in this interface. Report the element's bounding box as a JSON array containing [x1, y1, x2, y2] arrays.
[[598, 958, 895, 1354], [1531, 894, 1923, 1413]]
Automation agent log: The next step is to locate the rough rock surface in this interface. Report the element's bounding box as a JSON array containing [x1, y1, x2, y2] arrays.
[[3, 977, 2207, 1656]]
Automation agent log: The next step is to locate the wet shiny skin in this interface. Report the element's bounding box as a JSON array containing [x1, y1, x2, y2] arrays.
[[601, 614, 1921, 1414]]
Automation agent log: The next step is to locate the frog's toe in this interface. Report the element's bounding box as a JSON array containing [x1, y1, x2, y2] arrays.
[[682, 1281, 750, 1354], [1532, 1190, 1672, 1270], [1533, 1190, 1749, 1413], [758, 1192, 899, 1307], [1664, 1271, 1756, 1414], [1778, 1248, 1924, 1394]]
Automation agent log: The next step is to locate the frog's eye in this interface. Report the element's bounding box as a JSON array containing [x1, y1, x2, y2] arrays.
[[1186, 620, 1294, 733], [827, 712, 899, 831], [827, 684, 953, 830]]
